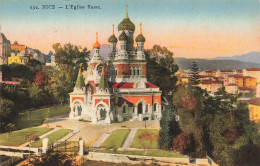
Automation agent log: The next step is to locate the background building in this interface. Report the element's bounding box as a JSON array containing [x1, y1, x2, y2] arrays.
[[11, 41, 26, 52], [0, 33, 11, 65]]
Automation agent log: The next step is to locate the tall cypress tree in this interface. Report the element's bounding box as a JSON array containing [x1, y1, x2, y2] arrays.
[[190, 61, 200, 85], [158, 105, 181, 150]]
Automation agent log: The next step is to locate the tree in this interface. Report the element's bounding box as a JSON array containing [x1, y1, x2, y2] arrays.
[[173, 132, 194, 153], [5, 123, 15, 138], [0, 99, 15, 132], [158, 105, 181, 150], [28, 85, 45, 106], [28, 150, 75, 166], [145, 45, 179, 100], [190, 61, 200, 85], [34, 71, 48, 87], [138, 131, 158, 150], [48, 43, 90, 103], [173, 84, 260, 165]]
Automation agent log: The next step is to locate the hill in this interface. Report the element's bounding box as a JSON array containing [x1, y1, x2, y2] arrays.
[[175, 58, 260, 70], [214, 51, 260, 64]]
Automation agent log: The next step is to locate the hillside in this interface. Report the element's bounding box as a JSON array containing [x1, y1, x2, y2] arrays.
[[214, 51, 260, 64], [175, 58, 260, 70]]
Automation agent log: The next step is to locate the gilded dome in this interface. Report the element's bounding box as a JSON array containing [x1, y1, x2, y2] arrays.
[[119, 31, 128, 41], [108, 35, 118, 43], [135, 34, 145, 42], [118, 18, 135, 31], [93, 41, 101, 48], [93, 32, 101, 48]]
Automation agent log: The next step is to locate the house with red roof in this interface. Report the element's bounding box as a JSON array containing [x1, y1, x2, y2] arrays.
[[243, 68, 260, 97], [245, 97, 260, 122]]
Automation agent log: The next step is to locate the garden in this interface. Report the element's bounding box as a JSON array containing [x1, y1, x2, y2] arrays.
[[101, 129, 130, 148], [31, 129, 72, 147], [0, 127, 52, 146], [13, 104, 70, 130], [97, 128, 185, 158]]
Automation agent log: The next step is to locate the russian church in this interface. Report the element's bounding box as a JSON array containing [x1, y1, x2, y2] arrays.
[[69, 6, 162, 124]]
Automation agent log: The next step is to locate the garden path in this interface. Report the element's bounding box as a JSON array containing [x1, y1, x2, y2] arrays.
[[121, 128, 138, 150], [18, 128, 58, 147]]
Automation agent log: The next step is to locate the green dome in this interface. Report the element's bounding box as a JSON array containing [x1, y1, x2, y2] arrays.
[[118, 18, 135, 31], [108, 35, 118, 43], [135, 34, 145, 42], [119, 31, 128, 41]]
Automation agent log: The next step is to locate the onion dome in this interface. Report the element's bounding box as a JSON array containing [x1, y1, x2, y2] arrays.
[[108, 24, 118, 43], [99, 67, 110, 90], [135, 34, 145, 42], [75, 63, 85, 89], [118, 4, 135, 31], [119, 31, 128, 41], [93, 32, 101, 48], [135, 22, 145, 42]]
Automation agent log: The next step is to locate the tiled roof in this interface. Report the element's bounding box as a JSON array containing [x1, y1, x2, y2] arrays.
[[245, 97, 260, 105], [229, 75, 255, 79], [220, 70, 233, 72], [200, 80, 222, 85], [238, 87, 254, 91], [110, 82, 159, 89], [245, 68, 260, 71], [227, 83, 238, 86], [1, 81, 20, 85]]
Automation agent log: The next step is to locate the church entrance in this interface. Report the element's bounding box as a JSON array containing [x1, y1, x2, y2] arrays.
[[97, 104, 107, 121], [73, 101, 82, 116], [100, 108, 106, 120], [138, 103, 143, 114]]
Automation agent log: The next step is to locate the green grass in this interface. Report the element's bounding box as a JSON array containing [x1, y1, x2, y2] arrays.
[[0, 127, 52, 146], [13, 104, 70, 130], [101, 129, 130, 148], [31, 129, 72, 147], [98, 149, 185, 158], [131, 129, 159, 149]]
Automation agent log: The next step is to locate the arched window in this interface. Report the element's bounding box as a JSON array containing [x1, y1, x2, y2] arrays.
[[137, 69, 140, 75], [123, 106, 126, 113], [133, 69, 136, 75], [130, 68, 133, 75], [145, 104, 148, 112], [97, 66, 103, 76], [154, 103, 157, 112]]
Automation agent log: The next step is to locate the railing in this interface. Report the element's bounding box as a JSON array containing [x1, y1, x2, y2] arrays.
[[0, 156, 23, 166]]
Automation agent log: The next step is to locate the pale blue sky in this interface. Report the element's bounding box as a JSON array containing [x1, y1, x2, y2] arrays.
[[0, 0, 259, 58]]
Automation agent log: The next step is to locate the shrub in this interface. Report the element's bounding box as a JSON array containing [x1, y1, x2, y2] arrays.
[[173, 132, 194, 153]]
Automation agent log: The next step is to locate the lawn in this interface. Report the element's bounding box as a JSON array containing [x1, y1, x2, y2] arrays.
[[0, 127, 52, 146], [31, 129, 72, 147], [131, 129, 159, 149], [98, 149, 185, 158], [13, 104, 70, 130], [101, 129, 130, 148]]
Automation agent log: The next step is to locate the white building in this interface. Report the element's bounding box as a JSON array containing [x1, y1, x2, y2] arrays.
[[0, 33, 11, 65]]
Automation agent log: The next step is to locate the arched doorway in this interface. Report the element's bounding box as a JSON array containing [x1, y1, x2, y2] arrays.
[[73, 101, 82, 116], [100, 108, 106, 120], [97, 104, 107, 121], [138, 103, 143, 114]]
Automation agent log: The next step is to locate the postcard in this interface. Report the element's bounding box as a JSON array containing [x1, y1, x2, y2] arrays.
[[0, 0, 259, 166]]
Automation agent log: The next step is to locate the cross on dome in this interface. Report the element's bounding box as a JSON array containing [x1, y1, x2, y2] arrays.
[[126, 4, 128, 18], [140, 22, 142, 34]]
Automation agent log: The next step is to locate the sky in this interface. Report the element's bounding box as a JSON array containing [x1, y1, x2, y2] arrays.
[[0, 0, 259, 58]]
